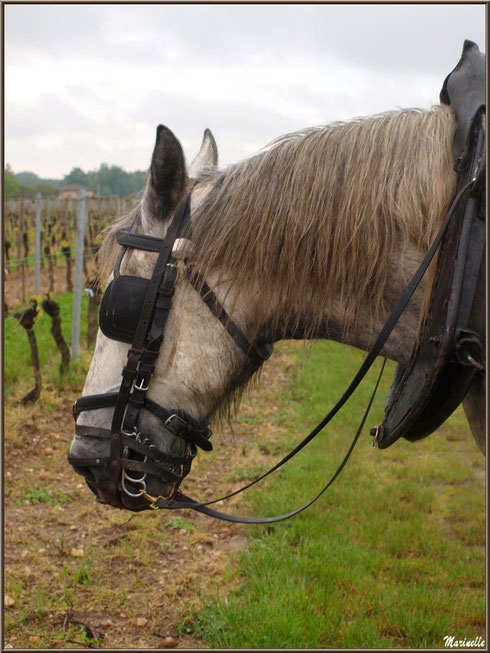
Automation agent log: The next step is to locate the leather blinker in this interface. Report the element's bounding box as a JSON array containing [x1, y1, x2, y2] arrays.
[[99, 275, 150, 344]]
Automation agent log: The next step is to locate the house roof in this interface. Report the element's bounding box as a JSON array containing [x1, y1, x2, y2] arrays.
[[57, 184, 91, 192]]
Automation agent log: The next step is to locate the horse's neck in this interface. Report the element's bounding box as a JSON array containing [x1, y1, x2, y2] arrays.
[[271, 244, 425, 367]]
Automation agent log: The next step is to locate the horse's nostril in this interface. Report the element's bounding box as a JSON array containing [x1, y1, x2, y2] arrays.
[[84, 469, 96, 484], [71, 463, 97, 486]]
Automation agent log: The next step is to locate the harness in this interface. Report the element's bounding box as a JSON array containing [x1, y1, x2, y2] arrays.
[[69, 193, 273, 511], [68, 41, 485, 523], [373, 40, 486, 448]]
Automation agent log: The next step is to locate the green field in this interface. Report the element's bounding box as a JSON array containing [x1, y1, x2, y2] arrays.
[[4, 297, 485, 649], [195, 341, 486, 649]]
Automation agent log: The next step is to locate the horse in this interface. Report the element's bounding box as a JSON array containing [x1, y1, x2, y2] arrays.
[[69, 103, 485, 513]]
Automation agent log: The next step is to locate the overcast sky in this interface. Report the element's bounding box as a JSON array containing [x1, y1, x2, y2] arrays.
[[4, 3, 485, 179]]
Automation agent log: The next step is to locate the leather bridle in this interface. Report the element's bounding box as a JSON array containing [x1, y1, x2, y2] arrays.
[[68, 192, 273, 512], [68, 42, 485, 523], [67, 168, 482, 523]]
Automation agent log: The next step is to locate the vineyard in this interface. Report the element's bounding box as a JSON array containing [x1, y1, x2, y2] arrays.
[[4, 194, 139, 408], [5, 195, 135, 308]]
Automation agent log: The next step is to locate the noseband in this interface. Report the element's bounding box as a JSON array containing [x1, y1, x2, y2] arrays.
[[68, 192, 272, 510]]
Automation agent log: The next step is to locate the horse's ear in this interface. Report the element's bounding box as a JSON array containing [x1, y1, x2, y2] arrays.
[[143, 125, 186, 222], [188, 128, 218, 179]]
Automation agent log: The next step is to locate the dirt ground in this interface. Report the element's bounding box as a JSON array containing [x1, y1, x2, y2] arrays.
[[4, 270, 297, 650], [4, 257, 98, 314]]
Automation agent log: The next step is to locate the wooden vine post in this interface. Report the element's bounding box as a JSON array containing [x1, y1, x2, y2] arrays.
[[5, 201, 13, 272], [71, 189, 87, 359], [35, 193, 42, 295], [46, 208, 57, 293], [22, 231, 29, 265], [18, 198, 26, 303]]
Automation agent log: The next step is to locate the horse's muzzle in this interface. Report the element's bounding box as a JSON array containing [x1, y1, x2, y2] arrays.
[[68, 429, 191, 511], [71, 458, 183, 511]]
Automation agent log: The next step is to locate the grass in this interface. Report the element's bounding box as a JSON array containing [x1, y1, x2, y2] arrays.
[[195, 341, 486, 649], [166, 517, 197, 532], [15, 487, 71, 506], [4, 291, 89, 392], [3, 290, 484, 648], [72, 560, 94, 587]]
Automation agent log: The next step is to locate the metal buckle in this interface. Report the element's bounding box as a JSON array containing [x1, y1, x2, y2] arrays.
[[141, 487, 176, 510], [122, 427, 138, 437], [72, 401, 78, 420], [164, 413, 187, 433], [121, 427, 149, 497], [135, 378, 149, 391], [120, 428, 148, 494]]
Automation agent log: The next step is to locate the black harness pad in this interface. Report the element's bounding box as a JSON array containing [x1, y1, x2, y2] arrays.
[[440, 40, 486, 165], [375, 40, 486, 449], [99, 275, 149, 344]]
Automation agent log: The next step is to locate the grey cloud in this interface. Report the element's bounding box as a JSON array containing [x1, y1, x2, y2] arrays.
[[6, 94, 96, 139], [128, 89, 301, 165], [5, 5, 109, 62], [6, 4, 484, 72], [5, 3, 485, 177]]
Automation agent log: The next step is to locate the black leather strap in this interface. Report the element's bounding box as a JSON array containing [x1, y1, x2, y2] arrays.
[[73, 394, 119, 420], [110, 194, 193, 445], [117, 230, 166, 252], [67, 453, 110, 467], [185, 265, 273, 362], [122, 264, 179, 433], [120, 458, 181, 482], [73, 393, 212, 451], [144, 399, 212, 451]]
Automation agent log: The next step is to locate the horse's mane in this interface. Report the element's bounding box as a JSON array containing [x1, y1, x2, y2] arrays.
[[100, 105, 458, 340], [189, 104, 458, 337]]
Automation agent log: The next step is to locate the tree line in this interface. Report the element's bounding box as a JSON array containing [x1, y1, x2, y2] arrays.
[[4, 163, 148, 198]]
